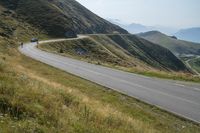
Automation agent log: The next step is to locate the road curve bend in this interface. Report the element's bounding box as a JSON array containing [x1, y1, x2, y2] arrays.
[[19, 36, 200, 123]]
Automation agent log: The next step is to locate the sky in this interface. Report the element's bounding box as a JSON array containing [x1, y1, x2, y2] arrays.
[[76, 0, 200, 28]]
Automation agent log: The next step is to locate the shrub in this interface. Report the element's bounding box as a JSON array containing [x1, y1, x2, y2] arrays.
[[0, 60, 6, 72], [59, 48, 64, 53]]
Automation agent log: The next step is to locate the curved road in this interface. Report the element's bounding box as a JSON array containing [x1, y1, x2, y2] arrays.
[[19, 36, 200, 123]]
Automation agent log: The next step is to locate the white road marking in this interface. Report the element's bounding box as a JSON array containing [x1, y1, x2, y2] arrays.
[[174, 83, 185, 87], [193, 88, 200, 92]]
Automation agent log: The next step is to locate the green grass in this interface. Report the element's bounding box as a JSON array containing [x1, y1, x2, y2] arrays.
[[188, 57, 200, 73]]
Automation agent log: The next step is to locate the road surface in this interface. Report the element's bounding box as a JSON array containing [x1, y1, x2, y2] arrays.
[[19, 36, 200, 123]]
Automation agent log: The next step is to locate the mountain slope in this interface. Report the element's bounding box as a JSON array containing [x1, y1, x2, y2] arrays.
[[174, 27, 200, 43], [40, 34, 188, 72], [138, 31, 200, 55], [0, 0, 127, 37]]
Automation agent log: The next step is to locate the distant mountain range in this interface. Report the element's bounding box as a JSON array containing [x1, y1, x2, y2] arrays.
[[107, 19, 178, 35], [108, 19, 200, 43], [174, 27, 200, 43]]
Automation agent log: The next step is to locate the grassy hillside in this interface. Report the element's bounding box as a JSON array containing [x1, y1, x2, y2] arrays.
[[138, 31, 200, 56], [0, 0, 127, 38], [107, 34, 188, 71], [0, 4, 48, 47], [188, 57, 200, 73], [40, 34, 188, 72], [50, 0, 127, 34]]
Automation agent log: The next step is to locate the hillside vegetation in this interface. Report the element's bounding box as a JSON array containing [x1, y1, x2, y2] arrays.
[[187, 57, 200, 73], [0, 0, 127, 38], [40, 34, 188, 72], [138, 31, 200, 56]]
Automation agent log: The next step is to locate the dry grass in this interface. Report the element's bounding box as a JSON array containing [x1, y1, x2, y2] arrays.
[[14, 63, 158, 133]]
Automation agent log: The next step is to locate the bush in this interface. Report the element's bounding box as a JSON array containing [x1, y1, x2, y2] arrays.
[[0, 60, 6, 72], [59, 48, 64, 53]]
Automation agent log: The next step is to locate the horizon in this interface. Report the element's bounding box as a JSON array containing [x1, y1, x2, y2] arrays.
[[76, 0, 200, 29]]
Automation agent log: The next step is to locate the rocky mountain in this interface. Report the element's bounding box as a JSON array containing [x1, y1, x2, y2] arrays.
[[0, 0, 128, 37]]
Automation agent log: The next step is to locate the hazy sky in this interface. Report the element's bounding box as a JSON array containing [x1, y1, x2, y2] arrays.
[[76, 0, 200, 28]]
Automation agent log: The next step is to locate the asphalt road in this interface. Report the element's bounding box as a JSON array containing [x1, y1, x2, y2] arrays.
[[19, 37, 200, 123]]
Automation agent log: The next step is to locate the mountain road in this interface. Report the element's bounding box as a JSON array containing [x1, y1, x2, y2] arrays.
[[19, 35, 200, 123]]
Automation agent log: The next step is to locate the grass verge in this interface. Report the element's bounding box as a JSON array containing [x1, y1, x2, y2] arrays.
[[187, 57, 200, 73]]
